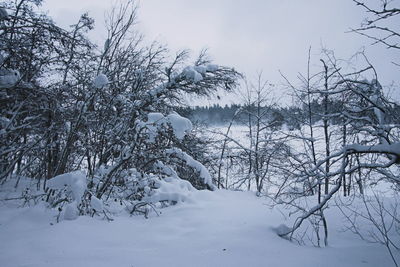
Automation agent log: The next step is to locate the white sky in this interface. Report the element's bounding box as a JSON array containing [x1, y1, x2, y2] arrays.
[[42, 0, 399, 106]]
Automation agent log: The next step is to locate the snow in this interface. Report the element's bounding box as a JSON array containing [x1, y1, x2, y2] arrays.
[[167, 113, 193, 139], [0, 7, 8, 19], [346, 142, 400, 156], [93, 73, 109, 88], [147, 112, 165, 124], [0, 69, 20, 88], [206, 64, 219, 72], [273, 224, 292, 237], [145, 113, 166, 142], [182, 66, 203, 82], [63, 201, 79, 220], [154, 160, 179, 179], [47, 171, 86, 201], [144, 161, 198, 203], [90, 195, 103, 212], [146, 112, 193, 140], [166, 148, 215, 189], [0, 190, 395, 267], [46, 171, 87, 220], [194, 65, 207, 74], [144, 176, 195, 203]]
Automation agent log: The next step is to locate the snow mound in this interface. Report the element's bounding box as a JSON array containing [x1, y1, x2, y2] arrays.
[[63, 201, 79, 220], [273, 224, 291, 237], [47, 171, 86, 201], [144, 176, 195, 203], [47, 171, 87, 220]]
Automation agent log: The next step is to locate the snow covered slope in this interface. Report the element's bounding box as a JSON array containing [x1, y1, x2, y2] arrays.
[[0, 190, 394, 267]]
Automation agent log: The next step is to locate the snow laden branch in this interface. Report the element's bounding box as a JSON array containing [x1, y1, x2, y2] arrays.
[[345, 143, 400, 160], [142, 62, 241, 110], [166, 148, 216, 190]]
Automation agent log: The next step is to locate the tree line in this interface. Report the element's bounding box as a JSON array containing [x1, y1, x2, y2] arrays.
[[179, 98, 400, 129]]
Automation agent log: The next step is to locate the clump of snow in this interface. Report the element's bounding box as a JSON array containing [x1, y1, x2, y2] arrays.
[[0, 7, 8, 19], [145, 112, 192, 140], [182, 66, 203, 83], [166, 148, 216, 189], [0, 69, 20, 88], [194, 65, 207, 74], [167, 113, 193, 139], [47, 171, 86, 201], [90, 195, 103, 212], [154, 161, 179, 179], [46, 171, 87, 220], [206, 64, 219, 72], [93, 73, 109, 88], [147, 112, 165, 124], [63, 201, 79, 220], [144, 176, 195, 203], [149, 160, 198, 203]]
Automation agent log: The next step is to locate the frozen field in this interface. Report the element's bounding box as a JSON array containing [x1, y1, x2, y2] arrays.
[[0, 188, 395, 267]]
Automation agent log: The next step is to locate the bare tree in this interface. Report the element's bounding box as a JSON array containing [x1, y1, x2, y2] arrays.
[[352, 0, 400, 66], [212, 74, 284, 194], [276, 48, 400, 252]]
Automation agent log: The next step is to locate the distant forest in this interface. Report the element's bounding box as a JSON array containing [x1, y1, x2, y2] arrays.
[[178, 101, 338, 129], [178, 100, 400, 129]]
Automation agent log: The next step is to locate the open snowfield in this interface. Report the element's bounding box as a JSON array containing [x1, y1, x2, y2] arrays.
[[0, 189, 394, 267]]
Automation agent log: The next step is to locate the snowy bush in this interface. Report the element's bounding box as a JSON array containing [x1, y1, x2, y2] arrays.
[[44, 171, 104, 220], [0, 0, 240, 222]]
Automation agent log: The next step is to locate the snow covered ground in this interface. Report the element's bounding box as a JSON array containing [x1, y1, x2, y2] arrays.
[[0, 189, 394, 267]]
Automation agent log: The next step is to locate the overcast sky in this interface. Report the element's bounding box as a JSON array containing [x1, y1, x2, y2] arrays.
[[42, 0, 399, 106]]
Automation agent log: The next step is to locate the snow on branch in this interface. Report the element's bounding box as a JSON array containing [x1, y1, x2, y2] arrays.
[[46, 171, 87, 220], [166, 148, 216, 190], [346, 143, 400, 160], [145, 112, 193, 140]]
